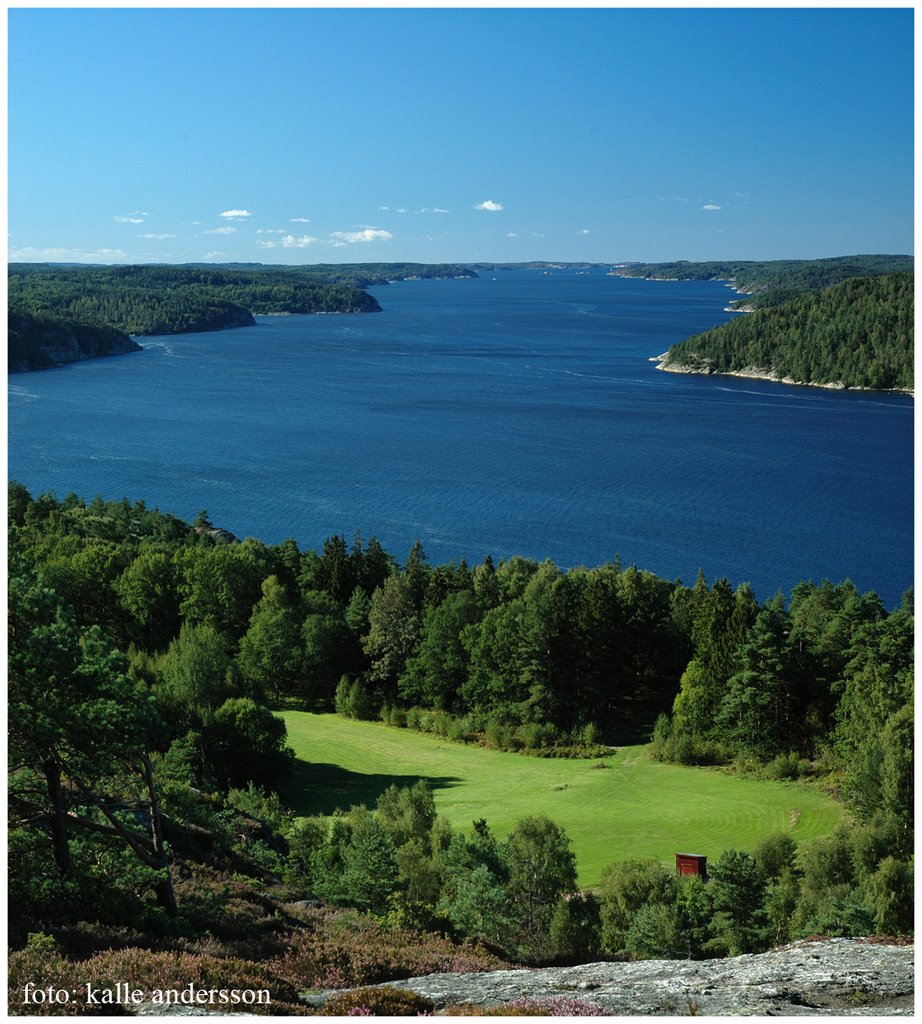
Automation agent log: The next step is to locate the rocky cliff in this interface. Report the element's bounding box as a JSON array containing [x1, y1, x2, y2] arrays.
[[8, 313, 142, 372], [301, 938, 913, 1016]]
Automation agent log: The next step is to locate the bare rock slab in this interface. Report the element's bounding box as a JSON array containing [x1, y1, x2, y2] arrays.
[[302, 939, 913, 1016]]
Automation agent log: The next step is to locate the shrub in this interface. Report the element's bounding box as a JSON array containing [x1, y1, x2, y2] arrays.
[[863, 856, 914, 935], [549, 892, 601, 962], [484, 719, 511, 750], [285, 817, 328, 880], [379, 705, 408, 728], [321, 986, 435, 1016], [226, 782, 291, 833], [336, 677, 376, 720], [598, 859, 677, 956], [625, 902, 682, 959], [268, 906, 508, 989], [764, 751, 804, 780], [579, 722, 603, 747]]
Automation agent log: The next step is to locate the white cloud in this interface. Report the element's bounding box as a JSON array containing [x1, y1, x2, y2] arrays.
[[203, 226, 237, 235], [11, 245, 130, 263], [203, 251, 225, 259], [258, 234, 320, 249], [579, 228, 591, 235], [139, 233, 176, 240], [220, 209, 252, 219], [420, 207, 449, 214], [282, 234, 319, 247], [396, 208, 408, 214], [474, 199, 504, 212], [506, 232, 519, 238], [114, 215, 145, 224], [331, 229, 393, 244], [701, 203, 722, 211], [289, 217, 311, 223], [257, 229, 286, 235]]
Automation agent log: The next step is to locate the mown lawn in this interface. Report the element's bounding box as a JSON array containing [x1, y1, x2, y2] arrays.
[[279, 712, 843, 887]]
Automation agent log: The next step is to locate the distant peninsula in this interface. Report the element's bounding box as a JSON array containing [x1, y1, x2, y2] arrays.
[[656, 271, 913, 393], [7, 263, 474, 372], [614, 254, 914, 311]]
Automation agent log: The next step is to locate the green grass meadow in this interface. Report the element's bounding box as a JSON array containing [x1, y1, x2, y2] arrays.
[[280, 712, 843, 887]]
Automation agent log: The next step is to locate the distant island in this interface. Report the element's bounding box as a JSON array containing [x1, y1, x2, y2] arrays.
[[7, 263, 474, 372]]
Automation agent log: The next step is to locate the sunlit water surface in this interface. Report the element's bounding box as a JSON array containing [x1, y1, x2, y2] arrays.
[[8, 269, 913, 606]]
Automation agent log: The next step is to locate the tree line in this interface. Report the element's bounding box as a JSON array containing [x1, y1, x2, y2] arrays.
[[8, 263, 481, 372], [662, 272, 913, 391], [617, 255, 913, 310], [8, 483, 912, 961], [282, 778, 912, 965], [9, 263, 382, 334]]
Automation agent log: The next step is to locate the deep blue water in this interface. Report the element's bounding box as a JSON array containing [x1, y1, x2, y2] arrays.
[[7, 269, 914, 607]]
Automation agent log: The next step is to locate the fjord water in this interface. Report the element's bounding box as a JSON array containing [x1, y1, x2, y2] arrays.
[[8, 269, 913, 606]]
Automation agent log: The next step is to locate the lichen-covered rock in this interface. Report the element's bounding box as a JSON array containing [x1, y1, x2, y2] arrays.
[[301, 939, 913, 1016]]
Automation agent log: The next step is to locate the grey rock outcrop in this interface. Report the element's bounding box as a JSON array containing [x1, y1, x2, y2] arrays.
[[301, 939, 913, 1016]]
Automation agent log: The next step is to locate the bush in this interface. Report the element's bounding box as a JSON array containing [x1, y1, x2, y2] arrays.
[[579, 722, 603, 747], [764, 751, 804, 780], [284, 817, 328, 880], [549, 892, 601, 962], [321, 986, 435, 1015], [268, 905, 508, 988], [379, 705, 408, 728], [515, 721, 560, 750], [625, 901, 683, 959], [752, 832, 797, 881], [226, 782, 290, 833], [335, 677, 376, 720], [598, 859, 677, 956], [863, 856, 914, 935], [484, 719, 512, 749]]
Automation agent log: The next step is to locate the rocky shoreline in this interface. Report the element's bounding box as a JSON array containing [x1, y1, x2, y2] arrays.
[[301, 938, 913, 1016], [653, 355, 914, 396]]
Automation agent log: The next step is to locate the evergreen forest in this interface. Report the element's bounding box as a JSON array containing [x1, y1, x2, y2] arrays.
[[8, 483, 913, 1012], [8, 263, 476, 372], [661, 273, 913, 391], [618, 254, 913, 309]]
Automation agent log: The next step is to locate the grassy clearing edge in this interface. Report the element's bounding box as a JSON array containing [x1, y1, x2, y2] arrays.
[[279, 712, 844, 886]]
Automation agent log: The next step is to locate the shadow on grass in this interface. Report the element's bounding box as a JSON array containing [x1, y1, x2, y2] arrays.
[[279, 758, 462, 817]]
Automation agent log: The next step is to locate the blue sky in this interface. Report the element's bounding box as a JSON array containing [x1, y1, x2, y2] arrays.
[[8, 7, 914, 265]]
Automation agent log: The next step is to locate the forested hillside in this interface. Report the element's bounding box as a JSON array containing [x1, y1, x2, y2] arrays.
[[618, 254, 913, 309], [8, 312, 142, 372], [9, 263, 381, 331], [661, 273, 913, 391], [9, 482, 912, 1009], [7, 263, 484, 372]]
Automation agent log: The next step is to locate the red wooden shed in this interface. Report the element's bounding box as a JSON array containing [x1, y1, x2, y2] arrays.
[[675, 853, 708, 880]]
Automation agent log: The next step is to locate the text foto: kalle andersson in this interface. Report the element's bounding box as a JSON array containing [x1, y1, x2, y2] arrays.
[[22, 981, 272, 1007]]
